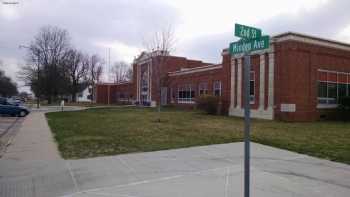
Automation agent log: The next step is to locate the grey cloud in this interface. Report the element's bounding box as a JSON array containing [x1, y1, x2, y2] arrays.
[[260, 0, 350, 37], [0, 0, 179, 85], [178, 32, 232, 64], [182, 0, 350, 63]]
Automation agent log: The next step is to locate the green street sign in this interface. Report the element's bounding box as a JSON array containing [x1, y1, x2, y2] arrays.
[[229, 35, 270, 55], [235, 23, 262, 40]]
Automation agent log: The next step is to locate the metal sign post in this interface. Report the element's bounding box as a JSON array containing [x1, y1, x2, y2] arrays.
[[243, 54, 251, 197], [230, 23, 270, 197]]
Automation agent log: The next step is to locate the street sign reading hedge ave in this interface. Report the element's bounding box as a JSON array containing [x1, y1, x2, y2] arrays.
[[230, 35, 270, 54], [235, 23, 262, 40]]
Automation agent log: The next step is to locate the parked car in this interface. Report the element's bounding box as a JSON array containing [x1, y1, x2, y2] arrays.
[[0, 97, 29, 117]]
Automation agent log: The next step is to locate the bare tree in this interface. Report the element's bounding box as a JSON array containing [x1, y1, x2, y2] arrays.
[[111, 61, 132, 83], [125, 67, 133, 82], [20, 25, 70, 104], [86, 54, 103, 84], [18, 45, 44, 107], [143, 26, 175, 122], [64, 48, 89, 102], [0, 67, 18, 97], [85, 54, 103, 101]]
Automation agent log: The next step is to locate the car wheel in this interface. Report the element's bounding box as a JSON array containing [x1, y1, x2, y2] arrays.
[[19, 111, 27, 117]]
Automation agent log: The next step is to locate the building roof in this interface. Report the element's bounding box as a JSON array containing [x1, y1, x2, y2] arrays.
[[273, 32, 350, 48], [96, 81, 132, 86], [222, 31, 350, 55], [168, 64, 222, 77]]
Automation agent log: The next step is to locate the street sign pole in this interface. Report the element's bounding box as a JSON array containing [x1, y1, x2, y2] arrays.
[[230, 23, 269, 197], [243, 54, 251, 197]]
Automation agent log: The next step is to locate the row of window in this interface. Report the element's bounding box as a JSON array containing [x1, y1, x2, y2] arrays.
[[176, 81, 222, 103], [174, 72, 257, 104], [317, 70, 350, 105]]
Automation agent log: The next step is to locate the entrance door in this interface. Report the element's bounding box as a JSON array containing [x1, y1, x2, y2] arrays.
[[161, 87, 168, 106]]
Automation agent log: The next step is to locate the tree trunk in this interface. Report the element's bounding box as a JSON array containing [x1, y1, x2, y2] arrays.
[[72, 80, 77, 103], [47, 96, 52, 104], [72, 92, 77, 102]]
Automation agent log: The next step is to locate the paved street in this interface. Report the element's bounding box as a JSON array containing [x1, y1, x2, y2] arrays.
[[0, 110, 350, 197]]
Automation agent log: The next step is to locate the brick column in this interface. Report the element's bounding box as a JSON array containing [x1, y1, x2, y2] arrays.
[[268, 50, 275, 110], [236, 58, 242, 109], [259, 54, 265, 110], [137, 64, 140, 101], [230, 57, 236, 110]]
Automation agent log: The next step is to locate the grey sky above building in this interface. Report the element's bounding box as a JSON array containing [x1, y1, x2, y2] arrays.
[[0, 0, 349, 91]]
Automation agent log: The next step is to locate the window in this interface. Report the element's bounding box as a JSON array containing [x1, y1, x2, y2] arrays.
[[198, 82, 208, 96], [213, 81, 222, 96], [317, 81, 327, 104], [178, 84, 195, 103], [339, 83, 347, 99], [250, 71, 255, 104], [317, 70, 350, 106], [327, 82, 337, 104]]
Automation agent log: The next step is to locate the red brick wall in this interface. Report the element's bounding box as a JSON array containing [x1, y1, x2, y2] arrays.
[[95, 83, 134, 105], [132, 55, 213, 104], [274, 40, 350, 121], [168, 68, 230, 113], [167, 51, 231, 114], [96, 84, 108, 104]]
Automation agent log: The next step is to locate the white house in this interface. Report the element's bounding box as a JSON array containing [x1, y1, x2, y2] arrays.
[[77, 85, 92, 102]]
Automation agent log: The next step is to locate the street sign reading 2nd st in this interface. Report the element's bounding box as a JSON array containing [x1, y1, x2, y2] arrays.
[[234, 23, 261, 40]]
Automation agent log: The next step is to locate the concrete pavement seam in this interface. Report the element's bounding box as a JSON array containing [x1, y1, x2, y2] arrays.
[[59, 163, 244, 197], [66, 161, 80, 193]]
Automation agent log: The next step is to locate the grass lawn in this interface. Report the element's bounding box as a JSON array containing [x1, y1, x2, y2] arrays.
[[46, 107, 350, 164]]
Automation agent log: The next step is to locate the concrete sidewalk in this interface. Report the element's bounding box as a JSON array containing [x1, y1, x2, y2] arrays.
[[0, 111, 77, 197], [1, 112, 61, 161], [0, 111, 349, 197], [2, 141, 349, 197], [63, 143, 350, 197]]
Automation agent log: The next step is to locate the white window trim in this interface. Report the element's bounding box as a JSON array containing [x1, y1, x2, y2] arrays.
[[213, 81, 222, 96], [317, 103, 338, 109], [317, 70, 350, 106], [198, 82, 209, 96], [177, 85, 195, 104]]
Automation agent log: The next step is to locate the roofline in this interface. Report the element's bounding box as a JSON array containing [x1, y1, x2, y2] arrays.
[[168, 64, 222, 76], [222, 31, 350, 55], [96, 81, 132, 86], [134, 51, 215, 65], [273, 31, 350, 48]]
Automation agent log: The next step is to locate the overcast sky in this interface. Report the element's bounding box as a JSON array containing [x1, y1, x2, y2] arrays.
[[1, 0, 349, 91]]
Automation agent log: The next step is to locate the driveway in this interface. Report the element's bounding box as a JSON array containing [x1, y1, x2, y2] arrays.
[[0, 110, 349, 197]]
